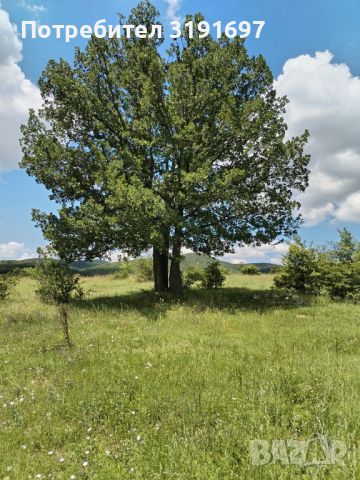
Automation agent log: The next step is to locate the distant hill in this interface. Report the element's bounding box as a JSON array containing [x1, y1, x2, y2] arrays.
[[0, 258, 111, 275], [181, 253, 239, 272], [0, 258, 118, 276], [182, 254, 280, 273], [240, 262, 282, 274], [0, 254, 280, 275], [70, 260, 119, 276], [0, 258, 40, 274]]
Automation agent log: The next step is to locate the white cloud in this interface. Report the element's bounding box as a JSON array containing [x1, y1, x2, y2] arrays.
[[164, 0, 181, 22], [275, 51, 360, 225], [0, 241, 35, 260], [19, 1, 45, 18], [335, 192, 360, 222], [0, 7, 42, 171], [221, 243, 289, 265]]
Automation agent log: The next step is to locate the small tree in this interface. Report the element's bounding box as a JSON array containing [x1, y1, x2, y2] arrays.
[[322, 229, 360, 300], [184, 265, 204, 287], [331, 228, 358, 264], [137, 258, 153, 282], [322, 261, 360, 300], [0, 271, 19, 301], [36, 249, 83, 347], [241, 264, 261, 275], [274, 240, 322, 295], [114, 262, 131, 279], [201, 261, 226, 289]]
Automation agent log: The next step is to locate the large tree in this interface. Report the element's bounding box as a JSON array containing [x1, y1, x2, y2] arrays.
[[20, 1, 310, 295]]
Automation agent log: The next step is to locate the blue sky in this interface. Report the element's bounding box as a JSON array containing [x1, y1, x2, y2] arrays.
[[0, 0, 360, 263]]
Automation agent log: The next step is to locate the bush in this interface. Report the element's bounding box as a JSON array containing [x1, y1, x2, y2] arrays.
[[275, 231, 360, 301], [184, 265, 204, 287], [36, 252, 84, 347], [322, 261, 360, 300], [241, 264, 261, 275], [114, 262, 131, 279], [0, 271, 19, 300], [21, 266, 37, 278], [321, 230, 360, 301], [331, 228, 358, 264], [36, 259, 84, 305], [201, 260, 226, 289], [137, 258, 153, 282], [274, 241, 322, 295], [269, 265, 282, 274]]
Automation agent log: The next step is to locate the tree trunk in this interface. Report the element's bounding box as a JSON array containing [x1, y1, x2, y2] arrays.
[[169, 229, 182, 296], [59, 304, 72, 348], [153, 246, 169, 292]]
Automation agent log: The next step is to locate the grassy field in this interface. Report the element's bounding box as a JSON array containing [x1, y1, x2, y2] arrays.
[[1, 273, 360, 479]]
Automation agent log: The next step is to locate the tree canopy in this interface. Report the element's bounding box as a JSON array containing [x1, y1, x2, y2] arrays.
[[20, 0, 310, 294]]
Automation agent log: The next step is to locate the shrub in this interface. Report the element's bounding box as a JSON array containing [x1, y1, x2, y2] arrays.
[[36, 251, 84, 347], [137, 258, 153, 282], [274, 241, 322, 295], [21, 266, 37, 278], [201, 260, 226, 289], [322, 261, 360, 300], [269, 265, 282, 274], [0, 271, 19, 300], [331, 228, 358, 264], [241, 264, 261, 275], [184, 265, 204, 287], [36, 259, 84, 305], [321, 230, 360, 301], [114, 262, 131, 279], [276, 231, 360, 301]]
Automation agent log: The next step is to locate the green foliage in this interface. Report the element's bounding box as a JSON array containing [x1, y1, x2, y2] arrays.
[[35, 249, 84, 348], [0, 258, 39, 274], [35, 257, 84, 305], [0, 272, 20, 300], [269, 265, 282, 274], [201, 260, 226, 289], [137, 258, 153, 282], [113, 262, 131, 280], [184, 265, 204, 287], [20, 1, 310, 295], [322, 261, 360, 301], [241, 264, 261, 275], [21, 267, 37, 278], [274, 241, 322, 295], [331, 228, 359, 264], [274, 230, 360, 301], [321, 229, 360, 301]]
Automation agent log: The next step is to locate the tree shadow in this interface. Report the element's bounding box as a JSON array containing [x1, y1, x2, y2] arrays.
[[75, 287, 309, 321]]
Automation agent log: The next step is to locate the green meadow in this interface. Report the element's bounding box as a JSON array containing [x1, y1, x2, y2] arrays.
[[1, 274, 360, 479]]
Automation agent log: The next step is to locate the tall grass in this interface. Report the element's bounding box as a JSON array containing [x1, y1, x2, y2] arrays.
[[0, 274, 359, 479]]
